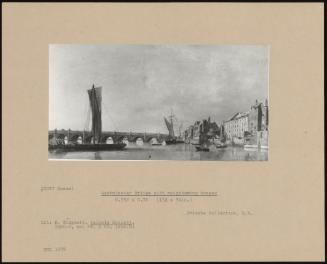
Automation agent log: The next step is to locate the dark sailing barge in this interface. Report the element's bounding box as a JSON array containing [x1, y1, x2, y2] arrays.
[[164, 110, 184, 145], [195, 121, 210, 152], [49, 85, 126, 151]]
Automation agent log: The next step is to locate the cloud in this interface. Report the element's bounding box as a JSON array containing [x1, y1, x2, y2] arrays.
[[49, 45, 269, 133]]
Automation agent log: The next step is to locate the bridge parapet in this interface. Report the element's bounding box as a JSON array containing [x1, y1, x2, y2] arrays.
[[49, 129, 169, 144]]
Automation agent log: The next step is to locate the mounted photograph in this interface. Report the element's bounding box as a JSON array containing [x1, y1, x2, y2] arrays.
[[49, 44, 269, 160]]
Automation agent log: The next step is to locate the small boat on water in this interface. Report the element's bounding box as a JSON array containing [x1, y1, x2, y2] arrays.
[[165, 138, 185, 145], [244, 144, 258, 148], [216, 143, 227, 149], [190, 138, 200, 145], [49, 84, 126, 152], [165, 138, 177, 145], [195, 132, 210, 152], [151, 143, 162, 146], [195, 146, 209, 152]]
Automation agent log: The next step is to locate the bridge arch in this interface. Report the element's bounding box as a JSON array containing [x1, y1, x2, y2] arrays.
[[105, 137, 114, 144], [134, 137, 144, 146], [114, 135, 125, 143], [55, 134, 65, 140], [129, 135, 143, 143], [100, 135, 116, 144], [49, 131, 170, 145], [48, 133, 66, 145], [146, 137, 159, 144], [69, 134, 83, 144], [84, 135, 93, 144]]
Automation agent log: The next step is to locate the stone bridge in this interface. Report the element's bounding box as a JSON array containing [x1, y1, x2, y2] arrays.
[[48, 129, 170, 144]]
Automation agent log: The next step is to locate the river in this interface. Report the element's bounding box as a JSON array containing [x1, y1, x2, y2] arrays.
[[48, 143, 268, 161]]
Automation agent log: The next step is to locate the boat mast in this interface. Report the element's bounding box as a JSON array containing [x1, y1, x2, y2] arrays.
[[169, 108, 175, 138], [92, 84, 96, 144], [88, 84, 102, 144]]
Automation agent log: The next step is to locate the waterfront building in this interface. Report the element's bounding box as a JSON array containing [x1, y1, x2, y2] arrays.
[[184, 117, 220, 143], [184, 125, 194, 141], [263, 99, 269, 130], [223, 112, 249, 140], [248, 99, 268, 135], [246, 99, 269, 148], [220, 123, 225, 137], [197, 117, 219, 137], [208, 120, 220, 137], [192, 121, 201, 142]]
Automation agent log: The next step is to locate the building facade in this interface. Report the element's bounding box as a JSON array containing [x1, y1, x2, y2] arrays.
[[184, 125, 194, 141], [223, 112, 249, 139], [184, 117, 220, 143], [192, 121, 201, 141], [248, 99, 268, 135]]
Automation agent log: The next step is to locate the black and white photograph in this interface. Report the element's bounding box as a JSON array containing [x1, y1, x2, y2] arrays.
[[4, 3, 324, 262], [49, 44, 269, 160]]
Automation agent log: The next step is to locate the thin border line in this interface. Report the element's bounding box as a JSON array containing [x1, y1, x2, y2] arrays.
[[101, 194, 218, 196]]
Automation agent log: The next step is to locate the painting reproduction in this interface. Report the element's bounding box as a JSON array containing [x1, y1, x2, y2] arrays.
[[49, 45, 269, 160]]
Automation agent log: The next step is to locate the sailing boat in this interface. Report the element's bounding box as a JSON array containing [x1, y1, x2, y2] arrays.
[[49, 84, 126, 151], [195, 133, 210, 152], [164, 110, 184, 145], [195, 121, 210, 152]]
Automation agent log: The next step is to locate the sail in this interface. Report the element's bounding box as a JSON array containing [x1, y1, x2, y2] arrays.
[[199, 122, 209, 146], [88, 85, 102, 143], [164, 117, 175, 137]]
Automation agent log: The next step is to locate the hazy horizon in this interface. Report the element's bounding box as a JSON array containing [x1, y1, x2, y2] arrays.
[[49, 44, 269, 134]]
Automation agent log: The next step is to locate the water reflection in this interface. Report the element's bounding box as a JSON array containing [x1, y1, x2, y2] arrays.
[[49, 143, 268, 161], [94, 151, 102, 160]]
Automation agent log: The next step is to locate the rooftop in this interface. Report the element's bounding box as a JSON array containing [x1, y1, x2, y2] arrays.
[[226, 112, 249, 122]]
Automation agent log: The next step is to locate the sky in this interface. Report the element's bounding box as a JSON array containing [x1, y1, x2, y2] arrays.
[[49, 45, 269, 134]]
